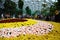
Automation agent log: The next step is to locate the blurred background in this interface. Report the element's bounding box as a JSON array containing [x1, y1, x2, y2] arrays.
[[0, 0, 60, 22]]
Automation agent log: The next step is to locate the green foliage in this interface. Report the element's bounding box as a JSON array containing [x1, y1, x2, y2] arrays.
[[4, 0, 16, 14], [41, 3, 49, 16], [18, 0, 24, 10], [50, 5, 56, 16], [25, 6, 31, 16], [54, 0, 60, 10], [18, 0, 24, 15], [58, 0, 60, 2], [0, 0, 2, 2], [41, 8, 49, 16], [42, 4, 47, 7], [49, 0, 60, 16]]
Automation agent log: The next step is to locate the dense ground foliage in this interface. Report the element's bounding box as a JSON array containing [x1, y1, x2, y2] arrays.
[[0, 19, 60, 40]]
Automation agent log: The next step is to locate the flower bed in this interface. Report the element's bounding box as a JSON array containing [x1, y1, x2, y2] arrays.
[[0, 18, 27, 23], [0, 21, 60, 40], [0, 19, 53, 38], [0, 19, 37, 28]]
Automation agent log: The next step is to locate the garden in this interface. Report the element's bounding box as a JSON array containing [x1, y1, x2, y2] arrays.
[[0, 0, 60, 40]]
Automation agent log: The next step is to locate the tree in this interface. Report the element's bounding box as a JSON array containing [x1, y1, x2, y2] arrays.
[[58, 0, 60, 4], [0, 0, 4, 18], [18, 0, 24, 10], [18, 0, 24, 15], [41, 7, 50, 16], [54, 0, 60, 10], [4, 0, 16, 15], [50, 5, 56, 16], [0, 0, 2, 2], [25, 6, 31, 16], [54, 0, 60, 22]]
